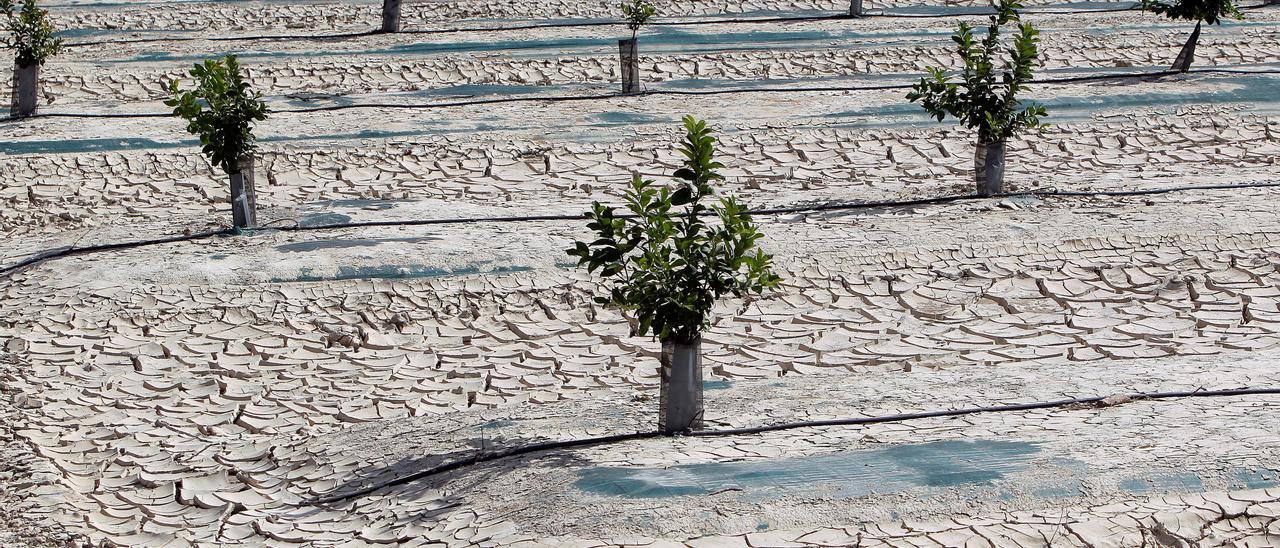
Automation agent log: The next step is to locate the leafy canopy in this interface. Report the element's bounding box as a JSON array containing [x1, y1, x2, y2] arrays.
[[165, 55, 269, 175], [568, 116, 782, 344], [1, 0, 61, 67], [906, 0, 1047, 143], [620, 0, 656, 40], [1140, 0, 1241, 25]]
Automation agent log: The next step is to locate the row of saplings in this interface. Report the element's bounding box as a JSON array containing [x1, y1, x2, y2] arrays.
[[5, 0, 1263, 111], [5, 0, 1258, 201], [0, 0, 1265, 430]]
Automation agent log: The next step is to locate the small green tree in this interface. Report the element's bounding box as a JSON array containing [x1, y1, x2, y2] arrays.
[[907, 0, 1047, 145], [617, 0, 655, 94], [569, 116, 781, 432], [569, 116, 782, 345], [620, 0, 656, 41], [1, 0, 61, 68], [3, 0, 61, 116], [1141, 0, 1243, 72], [907, 0, 1047, 196], [165, 54, 268, 175]]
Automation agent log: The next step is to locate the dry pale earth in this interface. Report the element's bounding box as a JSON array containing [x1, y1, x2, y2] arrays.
[[2, 0, 1280, 546]]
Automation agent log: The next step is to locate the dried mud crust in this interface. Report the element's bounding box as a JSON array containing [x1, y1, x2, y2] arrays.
[[17, 33, 1278, 103], [3, 113, 1277, 239], [16, 4, 1280, 105], [0, 353, 83, 548], [7, 229, 1280, 542], [4, 0, 1280, 544]]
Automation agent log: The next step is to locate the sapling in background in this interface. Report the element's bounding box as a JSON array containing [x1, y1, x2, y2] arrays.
[[569, 116, 782, 433], [1141, 0, 1243, 72], [618, 0, 655, 94], [2, 0, 61, 117], [166, 55, 269, 230], [907, 0, 1048, 197], [381, 0, 402, 33]]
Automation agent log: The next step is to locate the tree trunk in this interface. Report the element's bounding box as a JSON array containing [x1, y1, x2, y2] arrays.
[[849, 0, 864, 16], [229, 155, 257, 229], [11, 61, 39, 118], [974, 139, 1007, 197], [659, 337, 703, 433], [619, 38, 641, 95], [381, 0, 402, 33], [1171, 21, 1201, 73]]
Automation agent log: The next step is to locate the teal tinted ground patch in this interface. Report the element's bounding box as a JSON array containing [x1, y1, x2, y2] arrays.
[[882, 1, 1137, 15], [0, 137, 179, 156], [105, 25, 950, 64], [297, 213, 354, 227], [10, 71, 1276, 154], [1115, 468, 1280, 494], [56, 28, 200, 39], [587, 111, 669, 126], [1119, 472, 1205, 494], [305, 198, 405, 210], [271, 263, 532, 282], [1232, 467, 1280, 489], [98, 17, 1278, 65], [274, 236, 437, 253], [575, 440, 1046, 499]]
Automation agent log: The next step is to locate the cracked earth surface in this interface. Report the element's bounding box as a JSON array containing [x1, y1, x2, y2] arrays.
[[3, 0, 1280, 546]]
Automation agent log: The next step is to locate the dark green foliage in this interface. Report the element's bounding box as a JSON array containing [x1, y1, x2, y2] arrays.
[[907, 0, 1048, 143], [165, 55, 268, 175], [620, 0, 656, 40], [1, 0, 61, 67], [568, 116, 782, 344], [1141, 0, 1242, 25]]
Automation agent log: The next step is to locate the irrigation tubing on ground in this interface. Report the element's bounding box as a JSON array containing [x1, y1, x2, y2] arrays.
[[262, 180, 1280, 234], [70, 0, 1261, 49], [0, 228, 233, 278], [266, 192, 991, 234], [7, 66, 1279, 123], [5, 180, 1279, 279], [307, 386, 1280, 505]]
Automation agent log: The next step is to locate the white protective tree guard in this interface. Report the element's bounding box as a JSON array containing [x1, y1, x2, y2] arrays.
[[659, 338, 704, 433], [619, 38, 641, 95], [229, 156, 257, 229], [11, 62, 39, 118], [382, 0, 403, 33], [974, 139, 1007, 197]]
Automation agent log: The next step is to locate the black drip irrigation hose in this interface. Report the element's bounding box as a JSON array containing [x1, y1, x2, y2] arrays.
[[64, 1, 1235, 49], [4, 180, 1278, 279], [7, 66, 1279, 122], [308, 386, 1280, 505], [266, 191, 989, 234], [259, 180, 1280, 235], [0, 228, 233, 277]]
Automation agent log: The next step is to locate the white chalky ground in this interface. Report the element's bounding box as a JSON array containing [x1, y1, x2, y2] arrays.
[[2, 0, 1280, 546]]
